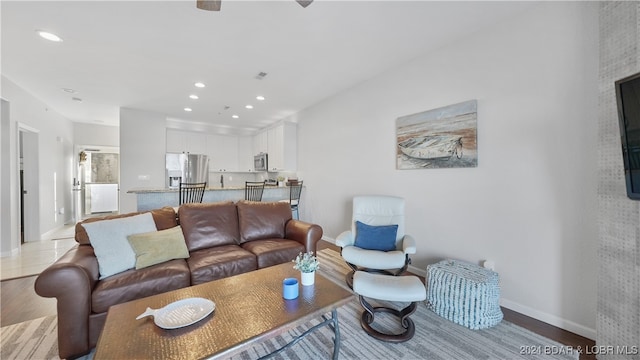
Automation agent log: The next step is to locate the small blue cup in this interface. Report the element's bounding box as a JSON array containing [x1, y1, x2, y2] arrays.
[[283, 278, 299, 300]]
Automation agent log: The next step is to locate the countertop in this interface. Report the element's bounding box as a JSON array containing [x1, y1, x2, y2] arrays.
[[130, 185, 303, 212], [127, 185, 292, 194]]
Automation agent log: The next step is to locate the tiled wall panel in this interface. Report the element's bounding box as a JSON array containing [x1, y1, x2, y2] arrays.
[[598, 2, 640, 358]]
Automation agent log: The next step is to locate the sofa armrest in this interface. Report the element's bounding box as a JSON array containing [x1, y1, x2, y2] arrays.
[[285, 219, 323, 254], [34, 244, 99, 359]]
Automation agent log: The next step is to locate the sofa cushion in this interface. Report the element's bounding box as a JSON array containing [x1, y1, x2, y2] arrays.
[[91, 259, 190, 313], [178, 202, 240, 252], [237, 201, 292, 243], [82, 213, 158, 279], [241, 239, 305, 269], [127, 226, 190, 270], [187, 245, 257, 285], [76, 207, 177, 245]]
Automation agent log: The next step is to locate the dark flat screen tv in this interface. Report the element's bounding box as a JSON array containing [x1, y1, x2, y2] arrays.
[[615, 71, 640, 200]]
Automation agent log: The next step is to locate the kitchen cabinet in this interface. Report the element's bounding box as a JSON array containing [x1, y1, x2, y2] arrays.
[[267, 127, 282, 170], [237, 136, 254, 171], [166, 126, 294, 173], [267, 122, 297, 171], [252, 130, 268, 155], [166, 129, 206, 154], [206, 134, 238, 172]]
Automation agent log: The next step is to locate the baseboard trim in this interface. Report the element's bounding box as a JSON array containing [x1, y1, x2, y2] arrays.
[[0, 247, 20, 257], [407, 264, 426, 277], [321, 235, 595, 340], [499, 298, 595, 340], [321, 235, 335, 243], [39, 224, 67, 241]]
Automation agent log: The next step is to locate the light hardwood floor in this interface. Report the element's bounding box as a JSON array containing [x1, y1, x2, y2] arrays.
[[1, 225, 76, 281]]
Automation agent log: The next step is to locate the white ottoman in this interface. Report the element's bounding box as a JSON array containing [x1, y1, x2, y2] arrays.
[[353, 271, 426, 342], [426, 259, 503, 329]]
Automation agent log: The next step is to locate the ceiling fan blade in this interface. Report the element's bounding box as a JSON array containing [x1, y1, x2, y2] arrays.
[[296, 0, 313, 8], [197, 0, 221, 11]]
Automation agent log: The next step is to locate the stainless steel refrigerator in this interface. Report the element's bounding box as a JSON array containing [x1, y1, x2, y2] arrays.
[[166, 153, 210, 188]]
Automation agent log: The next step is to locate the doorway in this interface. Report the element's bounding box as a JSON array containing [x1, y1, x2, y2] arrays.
[[18, 126, 40, 243], [74, 145, 120, 220]]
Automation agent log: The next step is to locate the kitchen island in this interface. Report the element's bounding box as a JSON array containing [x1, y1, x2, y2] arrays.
[[128, 186, 297, 212]]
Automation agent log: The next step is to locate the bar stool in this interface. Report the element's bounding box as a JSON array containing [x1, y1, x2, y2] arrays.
[[245, 181, 265, 201], [280, 181, 303, 219], [179, 182, 206, 205]]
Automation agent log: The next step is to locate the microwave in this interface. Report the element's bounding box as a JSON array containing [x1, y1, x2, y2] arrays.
[[254, 153, 268, 171]]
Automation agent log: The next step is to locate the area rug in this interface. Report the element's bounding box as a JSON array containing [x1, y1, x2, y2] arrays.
[[0, 248, 578, 360]]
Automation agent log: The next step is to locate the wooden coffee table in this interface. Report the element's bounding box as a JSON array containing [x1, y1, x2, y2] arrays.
[[94, 262, 354, 359]]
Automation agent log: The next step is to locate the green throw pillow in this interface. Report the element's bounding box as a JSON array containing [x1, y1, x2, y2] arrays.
[[127, 226, 190, 269]]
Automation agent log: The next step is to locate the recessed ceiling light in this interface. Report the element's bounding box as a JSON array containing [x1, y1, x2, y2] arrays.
[[256, 96, 265, 101], [184, 107, 193, 112], [194, 82, 205, 88], [245, 105, 254, 109], [36, 30, 63, 42], [62, 88, 77, 94], [189, 94, 199, 100], [232, 115, 239, 119]]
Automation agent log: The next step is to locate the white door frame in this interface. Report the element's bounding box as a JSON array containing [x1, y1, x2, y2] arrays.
[[1, 98, 19, 256], [18, 123, 41, 242]]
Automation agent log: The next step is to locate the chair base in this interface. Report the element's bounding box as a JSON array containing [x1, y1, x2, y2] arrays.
[[358, 296, 418, 343]]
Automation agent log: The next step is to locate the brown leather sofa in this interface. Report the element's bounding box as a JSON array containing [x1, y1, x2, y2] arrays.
[[35, 200, 323, 359]]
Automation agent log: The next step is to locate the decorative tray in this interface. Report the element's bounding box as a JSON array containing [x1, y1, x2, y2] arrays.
[[136, 297, 215, 329]]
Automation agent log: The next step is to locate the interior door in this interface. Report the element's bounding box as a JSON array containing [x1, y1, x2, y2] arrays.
[[19, 128, 40, 242], [20, 169, 24, 243]]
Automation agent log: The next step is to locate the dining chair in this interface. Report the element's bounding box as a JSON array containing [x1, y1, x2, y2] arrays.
[[245, 181, 265, 201], [179, 182, 207, 205]]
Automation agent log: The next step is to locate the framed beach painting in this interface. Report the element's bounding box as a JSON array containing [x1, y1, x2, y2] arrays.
[[396, 100, 477, 169]]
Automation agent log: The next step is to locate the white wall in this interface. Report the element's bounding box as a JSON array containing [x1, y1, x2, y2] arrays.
[[74, 122, 119, 147], [296, 2, 598, 338], [119, 107, 166, 213], [1, 76, 74, 246]]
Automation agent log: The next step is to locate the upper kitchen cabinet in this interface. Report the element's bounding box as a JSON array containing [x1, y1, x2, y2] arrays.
[[252, 130, 268, 155], [237, 136, 254, 172], [207, 134, 239, 172], [166, 129, 206, 154], [267, 122, 297, 171]]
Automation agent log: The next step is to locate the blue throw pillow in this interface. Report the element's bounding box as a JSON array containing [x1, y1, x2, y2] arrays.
[[354, 221, 398, 251]]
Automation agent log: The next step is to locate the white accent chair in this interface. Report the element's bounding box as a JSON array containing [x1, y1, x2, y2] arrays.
[[335, 195, 416, 288]]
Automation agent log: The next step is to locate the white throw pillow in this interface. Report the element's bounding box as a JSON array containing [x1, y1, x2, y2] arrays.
[[82, 213, 157, 279]]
